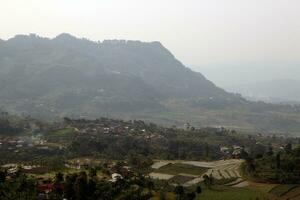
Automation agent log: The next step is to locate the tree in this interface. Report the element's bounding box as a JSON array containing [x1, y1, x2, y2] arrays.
[[209, 173, 213, 185], [89, 167, 97, 178], [0, 174, 37, 200], [55, 172, 64, 183], [285, 143, 292, 154], [159, 192, 166, 200], [203, 175, 211, 188], [54, 172, 64, 198], [186, 192, 196, 200], [64, 174, 78, 200], [205, 143, 210, 159], [0, 171, 6, 183], [87, 178, 97, 198], [174, 185, 185, 200], [276, 153, 281, 169], [75, 172, 88, 200], [196, 185, 202, 194], [266, 143, 274, 156]]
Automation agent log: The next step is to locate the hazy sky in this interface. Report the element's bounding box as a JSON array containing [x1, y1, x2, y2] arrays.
[[1, 0, 299, 86]]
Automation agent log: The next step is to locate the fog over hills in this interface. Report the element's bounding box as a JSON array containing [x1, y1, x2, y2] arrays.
[[227, 79, 300, 104], [1, 33, 300, 133], [197, 64, 300, 103]]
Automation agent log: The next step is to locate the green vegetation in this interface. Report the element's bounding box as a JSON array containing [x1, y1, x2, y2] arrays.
[[48, 127, 74, 137], [3, 113, 300, 199], [243, 144, 300, 184], [1, 34, 300, 134], [214, 177, 239, 186], [197, 186, 269, 200], [0, 174, 37, 200], [154, 163, 208, 176], [169, 175, 194, 184], [268, 184, 298, 197]]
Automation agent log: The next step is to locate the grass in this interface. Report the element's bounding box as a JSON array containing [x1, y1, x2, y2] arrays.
[[48, 127, 74, 137], [269, 184, 298, 197], [155, 163, 207, 176], [169, 175, 194, 184], [247, 183, 277, 194], [151, 185, 272, 200], [197, 185, 269, 200], [279, 186, 300, 199], [151, 185, 270, 200], [214, 177, 238, 185], [151, 192, 176, 200]]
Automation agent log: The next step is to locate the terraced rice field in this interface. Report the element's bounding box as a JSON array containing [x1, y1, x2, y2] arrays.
[[269, 185, 298, 197], [169, 175, 195, 184], [196, 185, 269, 200], [279, 187, 300, 200], [154, 163, 208, 176], [268, 185, 300, 200], [149, 172, 174, 180], [150, 159, 245, 187]]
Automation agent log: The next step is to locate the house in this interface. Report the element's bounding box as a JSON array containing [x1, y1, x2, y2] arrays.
[[233, 145, 242, 150], [7, 167, 18, 175], [231, 145, 244, 158], [220, 146, 230, 154], [110, 173, 123, 182], [232, 149, 242, 157]]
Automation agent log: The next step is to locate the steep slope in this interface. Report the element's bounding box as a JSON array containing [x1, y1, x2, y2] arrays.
[[0, 33, 237, 118]]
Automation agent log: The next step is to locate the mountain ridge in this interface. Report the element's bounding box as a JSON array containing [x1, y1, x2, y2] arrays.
[[1, 33, 300, 134]]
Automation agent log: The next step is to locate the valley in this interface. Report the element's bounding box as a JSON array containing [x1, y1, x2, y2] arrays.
[[1, 0, 299, 199], [1, 114, 300, 199]]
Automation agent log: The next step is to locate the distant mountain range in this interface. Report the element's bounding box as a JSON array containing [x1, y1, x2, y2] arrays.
[[1, 33, 300, 134], [228, 79, 300, 104]]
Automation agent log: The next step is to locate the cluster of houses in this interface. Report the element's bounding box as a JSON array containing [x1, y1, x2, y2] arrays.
[[63, 118, 163, 139], [220, 145, 244, 158], [1, 163, 42, 176], [1, 159, 129, 199], [0, 136, 49, 152]]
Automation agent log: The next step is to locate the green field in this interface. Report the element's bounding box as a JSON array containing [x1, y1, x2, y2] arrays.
[[151, 185, 270, 200], [269, 184, 298, 197], [169, 175, 194, 184], [197, 186, 269, 200], [154, 163, 208, 176], [48, 127, 74, 137]]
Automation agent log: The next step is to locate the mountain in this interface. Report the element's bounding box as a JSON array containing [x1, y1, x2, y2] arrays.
[[228, 79, 300, 104], [0, 34, 236, 114], [1, 33, 300, 134]]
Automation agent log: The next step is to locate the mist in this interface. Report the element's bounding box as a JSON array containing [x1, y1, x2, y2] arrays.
[[1, 0, 300, 101]]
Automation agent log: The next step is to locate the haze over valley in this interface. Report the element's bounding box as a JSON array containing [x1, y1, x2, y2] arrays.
[[1, 1, 300, 200]]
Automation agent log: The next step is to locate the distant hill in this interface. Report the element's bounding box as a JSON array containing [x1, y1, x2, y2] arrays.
[[0, 33, 237, 114], [1, 33, 300, 134], [228, 79, 300, 104]]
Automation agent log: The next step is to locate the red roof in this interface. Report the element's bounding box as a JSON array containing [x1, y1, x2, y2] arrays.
[[37, 183, 63, 192]]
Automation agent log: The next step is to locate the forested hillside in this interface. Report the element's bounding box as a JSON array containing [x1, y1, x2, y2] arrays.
[[1, 34, 300, 133]]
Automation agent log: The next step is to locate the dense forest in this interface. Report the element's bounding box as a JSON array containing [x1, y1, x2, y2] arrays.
[[243, 143, 300, 184]]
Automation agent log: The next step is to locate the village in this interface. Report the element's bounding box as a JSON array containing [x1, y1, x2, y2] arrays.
[[0, 116, 297, 200]]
